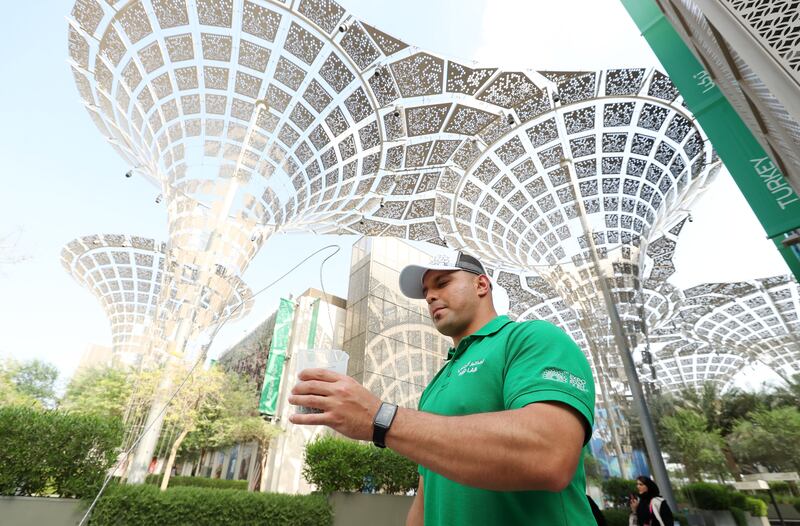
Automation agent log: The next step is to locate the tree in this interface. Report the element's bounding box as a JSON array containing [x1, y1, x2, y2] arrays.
[[767, 374, 800, 410], [660, 409, 729, 482], [229, 416, 281, 491], [176, 371, 260, 477], [0, 368, 36, 406], [0, 359, 58, 407], [654, 383, 772, 478], [61, 366, 133, 420], [601, 477, 637, 508], [727, 407, 800, 472], [157, 364, 226, 491], [584, 451, 603, 486]]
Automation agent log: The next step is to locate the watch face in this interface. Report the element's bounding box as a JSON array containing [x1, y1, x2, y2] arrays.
[[375, 404, 395, 427]]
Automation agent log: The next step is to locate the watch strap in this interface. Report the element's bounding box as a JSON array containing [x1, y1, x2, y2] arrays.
[[372, 402, 398, 448]]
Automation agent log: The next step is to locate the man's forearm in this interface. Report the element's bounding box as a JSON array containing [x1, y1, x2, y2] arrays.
[[385, 404, 580, 492]]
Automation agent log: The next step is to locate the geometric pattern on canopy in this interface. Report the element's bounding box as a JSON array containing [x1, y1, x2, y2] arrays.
[[61, 234, 253, 363], [67, 0, 717, 263], [652, 347, 747, 394], [678, 275, 800, 382], [648, 274, 800, 388], [66, 0, 719, 375]]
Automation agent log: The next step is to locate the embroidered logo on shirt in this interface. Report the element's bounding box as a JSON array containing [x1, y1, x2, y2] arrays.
[[542, 367, 588, 392], [457, 359, 485, 376]]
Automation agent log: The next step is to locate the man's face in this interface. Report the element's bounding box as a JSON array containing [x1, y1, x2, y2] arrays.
[[422, 269, 484, 338]]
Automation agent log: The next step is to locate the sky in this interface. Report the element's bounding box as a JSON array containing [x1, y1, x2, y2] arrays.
[[0, 0, 790, 391]]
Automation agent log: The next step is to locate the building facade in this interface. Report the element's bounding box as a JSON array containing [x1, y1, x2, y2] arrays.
[[210, 287, 347, 493], [343, 237, 452, 410]]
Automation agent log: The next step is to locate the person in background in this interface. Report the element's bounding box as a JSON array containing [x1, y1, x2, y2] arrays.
[[587, 494, 608, 526], [629, 476, 673, 526]]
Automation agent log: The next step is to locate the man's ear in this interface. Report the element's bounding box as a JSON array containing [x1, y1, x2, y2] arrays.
[[475, 274, 491, 297]]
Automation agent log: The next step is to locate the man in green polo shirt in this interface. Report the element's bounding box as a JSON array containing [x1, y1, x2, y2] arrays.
[[289, 250, 596, 525]]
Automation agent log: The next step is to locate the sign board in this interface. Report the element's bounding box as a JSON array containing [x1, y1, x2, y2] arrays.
[[619, 0, 800, 279], [733, 480, 769, 491], [742, 472, 799, 482]]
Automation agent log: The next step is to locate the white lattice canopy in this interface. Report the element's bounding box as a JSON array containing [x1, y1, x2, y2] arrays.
[[61, 234, 253, 362], [673, 275, 800, 382]]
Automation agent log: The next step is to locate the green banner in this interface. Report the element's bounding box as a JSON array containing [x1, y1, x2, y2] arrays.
[[620, 0, 800, 275], [307, 298, 320, 348], [259, 298, 295, 415]]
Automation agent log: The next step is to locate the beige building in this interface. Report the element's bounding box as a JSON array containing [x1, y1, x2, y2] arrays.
[[210, 288, 347, 493]]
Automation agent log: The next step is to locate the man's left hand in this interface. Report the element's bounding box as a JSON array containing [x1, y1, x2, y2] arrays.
[[288, 368, 382, 441]]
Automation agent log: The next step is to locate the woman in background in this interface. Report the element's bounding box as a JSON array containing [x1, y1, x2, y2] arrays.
[[629, 476, 673, 526]]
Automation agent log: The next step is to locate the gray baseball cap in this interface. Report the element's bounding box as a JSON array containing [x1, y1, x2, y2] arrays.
[[398, 249, 499, 297]]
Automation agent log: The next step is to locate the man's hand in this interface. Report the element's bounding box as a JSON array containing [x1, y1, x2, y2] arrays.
[[288, 368, 381, 441]]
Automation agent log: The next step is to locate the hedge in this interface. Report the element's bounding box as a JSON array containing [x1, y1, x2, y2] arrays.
[[681, 482, 732, 510], [601, 506, 689, 526], [145, 474, 248, 491], [0, 405, 122, 498], [602, 508, 631, 526], [680, 482, 767, 516], [89, 484, 332, 526], [601, 478, 637, 507], [302, 436, 417, 495]]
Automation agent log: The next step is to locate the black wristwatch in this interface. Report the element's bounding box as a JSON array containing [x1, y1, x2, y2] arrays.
[[372, 402, 398, 448]]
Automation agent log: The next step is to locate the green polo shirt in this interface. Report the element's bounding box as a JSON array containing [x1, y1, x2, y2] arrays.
[[417, 315, 595, 526]]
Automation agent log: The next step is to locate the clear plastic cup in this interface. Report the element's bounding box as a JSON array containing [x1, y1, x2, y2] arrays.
[[293, 349, 349, 414]]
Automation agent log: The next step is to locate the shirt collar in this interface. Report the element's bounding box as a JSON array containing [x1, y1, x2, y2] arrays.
[[447, 315, 513, 360]]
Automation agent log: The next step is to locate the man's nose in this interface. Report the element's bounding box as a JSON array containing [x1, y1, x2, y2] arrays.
[[425, 291, 436, 304]]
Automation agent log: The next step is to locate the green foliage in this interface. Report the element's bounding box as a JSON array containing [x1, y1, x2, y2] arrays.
[[744, 496, 767, 517], [303, 436, 371, 494], [601, 508, 630, 526], [302, 436, 418, 495], [89, 484, 332, 526], [227, 416, 281, 451], [601, 477, 637, 508], [179, 371, 261, 456], [0, 358, 58, 407], [61, 366, 133, 420], [605, 508, 693, 526], [681, 482, 732, 510], [0, 372, 36, 406], [0, 405, 121, 498], [583, 451, 603, 484], [371, 447, 419, 495], [767, 481, 792, 495], [660, 409, 729, 480], [680, 481, 762, 517], [8, 359, 58, 407], [728, 407, 800, 472], [767, 374, 800, 409], [145, 474, 248, 491], [730, 507, 747, 526]]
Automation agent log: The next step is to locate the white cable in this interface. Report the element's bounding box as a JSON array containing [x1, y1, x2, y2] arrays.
[[317, 245, 341, 347], [78, 244, 342, 525]]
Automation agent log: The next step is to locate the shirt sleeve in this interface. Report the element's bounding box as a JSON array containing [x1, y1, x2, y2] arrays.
[[502, 320, 595, 442]]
